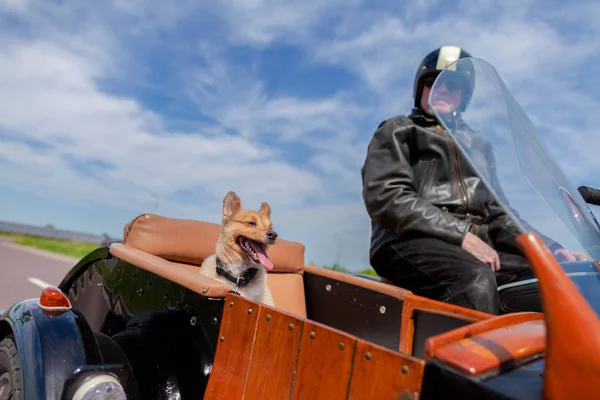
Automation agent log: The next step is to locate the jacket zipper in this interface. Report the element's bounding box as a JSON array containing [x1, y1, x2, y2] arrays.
[[452, 142, 468, 212], [438, 128, 467, 212]]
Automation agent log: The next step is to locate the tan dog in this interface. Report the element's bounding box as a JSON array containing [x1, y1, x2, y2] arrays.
[[199, 191, 276, 306]]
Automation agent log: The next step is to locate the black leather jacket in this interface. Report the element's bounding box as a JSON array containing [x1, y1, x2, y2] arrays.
[[361, 108, 561, 260]]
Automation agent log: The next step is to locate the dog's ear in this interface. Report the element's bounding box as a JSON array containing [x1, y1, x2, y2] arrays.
[[259, 201, 271, 217], [222, 191, 241, 223]]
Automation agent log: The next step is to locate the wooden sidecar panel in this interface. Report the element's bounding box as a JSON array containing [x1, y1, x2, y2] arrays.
[[348, 341, 425, 400], [205, 293, 427, 400], [290, 320, 356, 399], [245, 308, 303, 398]]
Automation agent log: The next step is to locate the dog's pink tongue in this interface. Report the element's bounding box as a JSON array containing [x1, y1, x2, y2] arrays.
[[249, 241, 274, 271]]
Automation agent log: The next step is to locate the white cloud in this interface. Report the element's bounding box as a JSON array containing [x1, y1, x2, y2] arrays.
[[2, 0, 600, 271], [185, 42, 367, 144], [0, 39, 329, 208], [0, 0, 28, 13], [0, 13, 372, 270], [213, 0, 360, 47]]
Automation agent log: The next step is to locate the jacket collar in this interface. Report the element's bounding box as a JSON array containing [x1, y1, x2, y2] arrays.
[[408, 108, 440, 127]]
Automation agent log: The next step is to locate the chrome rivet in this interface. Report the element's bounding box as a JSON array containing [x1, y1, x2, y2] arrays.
[[288, 323, 294, 330], [379, 306, 386, 314], [326, 284, 332, 291], [190, 316, 197, 326], [137, 288, 143, 296], [248, 307, 252, 315], [310, 331, 316, 339], [229, 301, 234, 308], [266, 314, 271, 321], [365, 352, 372, 361], [220, 336, 225, 342], [401, 365, 409, 374], [338, 342, 345, 350]]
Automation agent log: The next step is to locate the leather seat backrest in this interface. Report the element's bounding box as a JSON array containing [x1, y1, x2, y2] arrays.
[[122, 213, 307, 316]]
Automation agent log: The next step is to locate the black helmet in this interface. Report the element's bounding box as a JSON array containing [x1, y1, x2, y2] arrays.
[[413, 45, 474, 112]]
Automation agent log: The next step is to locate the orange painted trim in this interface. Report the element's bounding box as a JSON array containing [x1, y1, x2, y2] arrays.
[[399, 293, 492, 354], [399, 318, 414, 355], [516, 233, 600, 399], [428, 318, 545, 376], [423, 312, 544, 360]]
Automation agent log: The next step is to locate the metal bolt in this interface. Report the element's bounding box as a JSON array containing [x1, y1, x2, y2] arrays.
[[326, 284, 332, 291], [288, 323, 294, 330], [266, 314, 271, 322], [365, 352, 372, 361], [190, 316, 197, 326], [229, 301, 234, 308], [401, 365, 409, 374], [220, 336, 225, 342], [137, 288, 143, 296], [211, 317, 218, 324], [310, 331, 316, 339], [248, 307, 252, 315], [379, 306, 386, 314], [338, 342, 345, 350]]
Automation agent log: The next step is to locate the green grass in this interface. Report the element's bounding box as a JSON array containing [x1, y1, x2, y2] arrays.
[[0, 231, 99, 259], [0, 231, 25, 239], [309, 260, 380, 278]]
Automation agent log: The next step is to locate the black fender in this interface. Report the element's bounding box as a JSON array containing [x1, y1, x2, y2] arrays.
[[0, 298, 128, 399]]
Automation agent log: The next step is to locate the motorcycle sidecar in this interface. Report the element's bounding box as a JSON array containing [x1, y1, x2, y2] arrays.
[[2, 212, 576, 400]]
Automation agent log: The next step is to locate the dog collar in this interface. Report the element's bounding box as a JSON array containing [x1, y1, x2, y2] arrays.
[[215, 257, 259, 287]]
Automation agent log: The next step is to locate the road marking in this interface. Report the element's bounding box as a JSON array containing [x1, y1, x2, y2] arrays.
[[27, 277, 53, 289]]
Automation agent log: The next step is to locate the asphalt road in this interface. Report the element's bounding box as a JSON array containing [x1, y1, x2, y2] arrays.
[[0, 237, 77, 310]]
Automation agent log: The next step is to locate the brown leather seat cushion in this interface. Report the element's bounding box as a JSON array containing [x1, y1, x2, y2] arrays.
[[267, 273, 307, 317], [123, 213, 305, 274]]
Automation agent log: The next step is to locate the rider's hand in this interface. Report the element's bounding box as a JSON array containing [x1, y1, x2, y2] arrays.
[[553, 248, 588, 262], [461, 231, 501, 272]]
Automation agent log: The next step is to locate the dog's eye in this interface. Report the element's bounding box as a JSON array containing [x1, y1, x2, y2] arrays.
[[247, 221, 256, 226]]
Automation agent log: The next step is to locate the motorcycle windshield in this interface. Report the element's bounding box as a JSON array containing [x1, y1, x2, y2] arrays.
[[428, 57, 600, 310]]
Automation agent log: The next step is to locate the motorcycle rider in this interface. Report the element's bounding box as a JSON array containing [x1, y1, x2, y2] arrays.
[[361, 45, 587, 314]]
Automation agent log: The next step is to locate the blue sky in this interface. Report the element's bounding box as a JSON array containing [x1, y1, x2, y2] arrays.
[[1, 0, 599, 270]]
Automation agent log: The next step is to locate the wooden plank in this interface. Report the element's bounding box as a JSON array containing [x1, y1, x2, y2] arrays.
[[203, 368, 244, 400], [204, 294, 260, 400], [290, 321, 356, 400], [244, 307, 304, 399], [348, 340, 425, 400]]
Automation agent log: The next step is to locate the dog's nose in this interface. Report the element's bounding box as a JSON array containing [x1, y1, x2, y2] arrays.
[[266, 230, 277, 240]]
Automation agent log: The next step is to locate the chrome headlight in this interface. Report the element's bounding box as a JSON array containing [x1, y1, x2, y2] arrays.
[[71, 374, 126, 400]]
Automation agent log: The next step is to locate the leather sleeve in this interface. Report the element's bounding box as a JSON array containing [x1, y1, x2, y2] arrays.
[[361, 119, 472, 246]]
